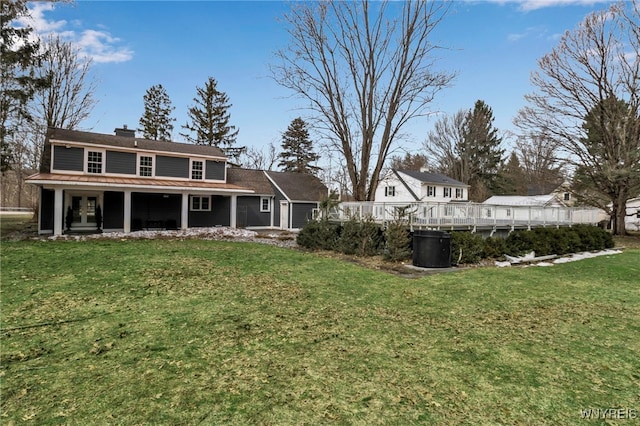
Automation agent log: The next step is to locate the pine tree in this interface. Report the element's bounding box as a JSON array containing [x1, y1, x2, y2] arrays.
[[494, 152, 527, 195], [1, 0, 49, 172], [278, 117, 320, 174], [456, 100, 504, 201], [139, 84, 175, 141], [180, 77, 238, 148]]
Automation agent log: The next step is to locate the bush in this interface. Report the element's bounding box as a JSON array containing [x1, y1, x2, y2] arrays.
[[336, 217, 382, 256], [483, 236, 507, 259], [505, 225, 613, 257], [505, 230, 537, 256], [451, 231, 484, 265], [383, 222, 412, 262], [296, 220, 340, 250]]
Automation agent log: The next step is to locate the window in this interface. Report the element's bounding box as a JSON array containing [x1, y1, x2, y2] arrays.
[[190, 195, 211, 211], [455, 188, 464, 199], [563, 192, 571, 201], [444, 205, 453, 216], [637, 209, 640, 219], [260, 197, 271, 212], [385, 186, 395, 197], [427, 186, 436, 197], [444, 187, 451, 198], [506, 208, 512, 217], [87, 151, 103, 174], [486, 208, 492, 218], [139, 155, 153, 177], [191, 160, 204, 180]]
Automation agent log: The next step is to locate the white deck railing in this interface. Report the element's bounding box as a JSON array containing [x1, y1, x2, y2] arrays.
[[327, 201, 607, 230]]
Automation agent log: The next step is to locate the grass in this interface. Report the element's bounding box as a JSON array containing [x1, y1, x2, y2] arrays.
[[1, 237, 639, 425]]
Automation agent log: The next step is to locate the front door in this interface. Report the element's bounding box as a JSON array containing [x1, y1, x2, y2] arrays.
[[70, 195, 98, 229]]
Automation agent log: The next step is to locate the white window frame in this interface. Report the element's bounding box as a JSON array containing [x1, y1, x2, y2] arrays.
[[191, 159, 204, 180], [506, 208, 512, 217], [86, 149, 105, 174], [455, 188, 464, 199], [444, 187, 451, 198], [190, 195, 211, 211], [138, 154, 154, 177], [260, 197, 271, 213], [385, 186, 396, 197], [427, 185, 436, 197], [564, 192, 571, 201], [444, 205, 453, 216]]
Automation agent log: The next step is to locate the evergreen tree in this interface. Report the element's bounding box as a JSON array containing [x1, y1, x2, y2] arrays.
[[1, 0, 49, 172], [139, 84, 175, 141], [456, 100, 504, 201], [278, 117, 320, 174], [180, 77, 239, 148], [494, 152, 527, 195]]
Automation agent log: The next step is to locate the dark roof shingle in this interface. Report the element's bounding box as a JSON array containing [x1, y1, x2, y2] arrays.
[[265, 171, 327, 202]]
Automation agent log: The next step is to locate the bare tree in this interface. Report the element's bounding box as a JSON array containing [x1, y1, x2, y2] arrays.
[[515, 1, 640, 234], [272, 0, 455, 200], [422, 109, 467, 177], [28, 35, 97, 168], [241, 143, 278, 171], [514, 132, 565, 192]]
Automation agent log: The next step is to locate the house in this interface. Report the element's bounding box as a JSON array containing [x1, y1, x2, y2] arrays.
[[625, 197, 640, 232], [26, 127, 327, 235], [375, 169, 469, 203]]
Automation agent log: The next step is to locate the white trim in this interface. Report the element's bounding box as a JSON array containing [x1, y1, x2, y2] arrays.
[[190, 195, 212, 211], [85, 148, 105, 174], [260, 196, 271, 212], [50, 139, 228, 162], [190, 159, 205, 180], [137, 153, 155, 177], [29, 179, 253, 194], [263, 171, 290, 201]]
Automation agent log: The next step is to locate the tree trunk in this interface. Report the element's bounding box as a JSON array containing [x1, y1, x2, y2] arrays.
[[613, 194, 628, 235]]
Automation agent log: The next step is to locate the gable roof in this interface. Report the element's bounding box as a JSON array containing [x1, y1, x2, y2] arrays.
[[398, 170, 468, 187], [265, 171, 327, 202], [47, 127, 227, 159], [226, 168, 274, 195]]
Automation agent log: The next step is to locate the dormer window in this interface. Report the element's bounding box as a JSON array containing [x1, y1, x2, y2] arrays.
[[191, 160, 203, 180], [87, 151, 103, 174], [139, 155, 153, 177]]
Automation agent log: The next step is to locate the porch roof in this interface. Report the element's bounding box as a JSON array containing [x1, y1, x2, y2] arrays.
[[26, 173, 254, 194]]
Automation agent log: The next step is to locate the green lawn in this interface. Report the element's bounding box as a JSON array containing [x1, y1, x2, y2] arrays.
[[1, 239, 639, 425]]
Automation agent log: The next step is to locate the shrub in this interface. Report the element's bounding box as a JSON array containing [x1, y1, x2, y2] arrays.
[[505, 230, 536, 256], [483, 236, 507, 259], [451, 231, 484, 265], [337, 218, 382, 256], [296, 220, 340, 250], [383, 222, 412, 262]]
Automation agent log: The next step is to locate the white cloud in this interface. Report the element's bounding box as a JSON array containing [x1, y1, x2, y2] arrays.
[[76, 30, 133, 63], [476, 0, 615, 12], [507, 25, 548, 42], [25, 3, 133, 64]]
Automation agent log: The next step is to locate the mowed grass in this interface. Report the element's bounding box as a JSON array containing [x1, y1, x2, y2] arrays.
[[1, 239, 639, 425]]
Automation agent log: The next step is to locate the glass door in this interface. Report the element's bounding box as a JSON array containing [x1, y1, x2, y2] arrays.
[[70, 195, 98, 228]]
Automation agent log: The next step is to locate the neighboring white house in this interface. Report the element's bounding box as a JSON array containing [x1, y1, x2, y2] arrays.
[[625, 197, 640, 232], [375, 169, 469, 203]]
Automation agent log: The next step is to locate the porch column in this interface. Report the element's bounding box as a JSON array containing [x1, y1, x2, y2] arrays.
[[123, 190, 131, 233], [181, 193, 189, 230], [53, 188, 63, 236], [230, 195, 237, 228]]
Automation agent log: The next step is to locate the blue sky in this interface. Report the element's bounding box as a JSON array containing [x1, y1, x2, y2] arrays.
[[26, 0, 616, 156]]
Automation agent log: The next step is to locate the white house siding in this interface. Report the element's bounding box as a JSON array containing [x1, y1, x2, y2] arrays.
[[374, 172, 418, 203], [375, 170, 468, 204], [626, 198, 640, 232]]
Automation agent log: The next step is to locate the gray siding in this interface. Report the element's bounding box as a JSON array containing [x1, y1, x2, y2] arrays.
[[53, 146, 83, 171], [237, 196, 271, 228], [131, 193, 182, 229], [291, 203, 317, 229], [206, 160, 225, 180], [106, 151, 136, 174], [189, 195, 231, 227], [156, 155, 188, 178]]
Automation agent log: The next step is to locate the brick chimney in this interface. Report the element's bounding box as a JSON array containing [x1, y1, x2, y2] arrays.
[[114, 124, 135, 138]]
